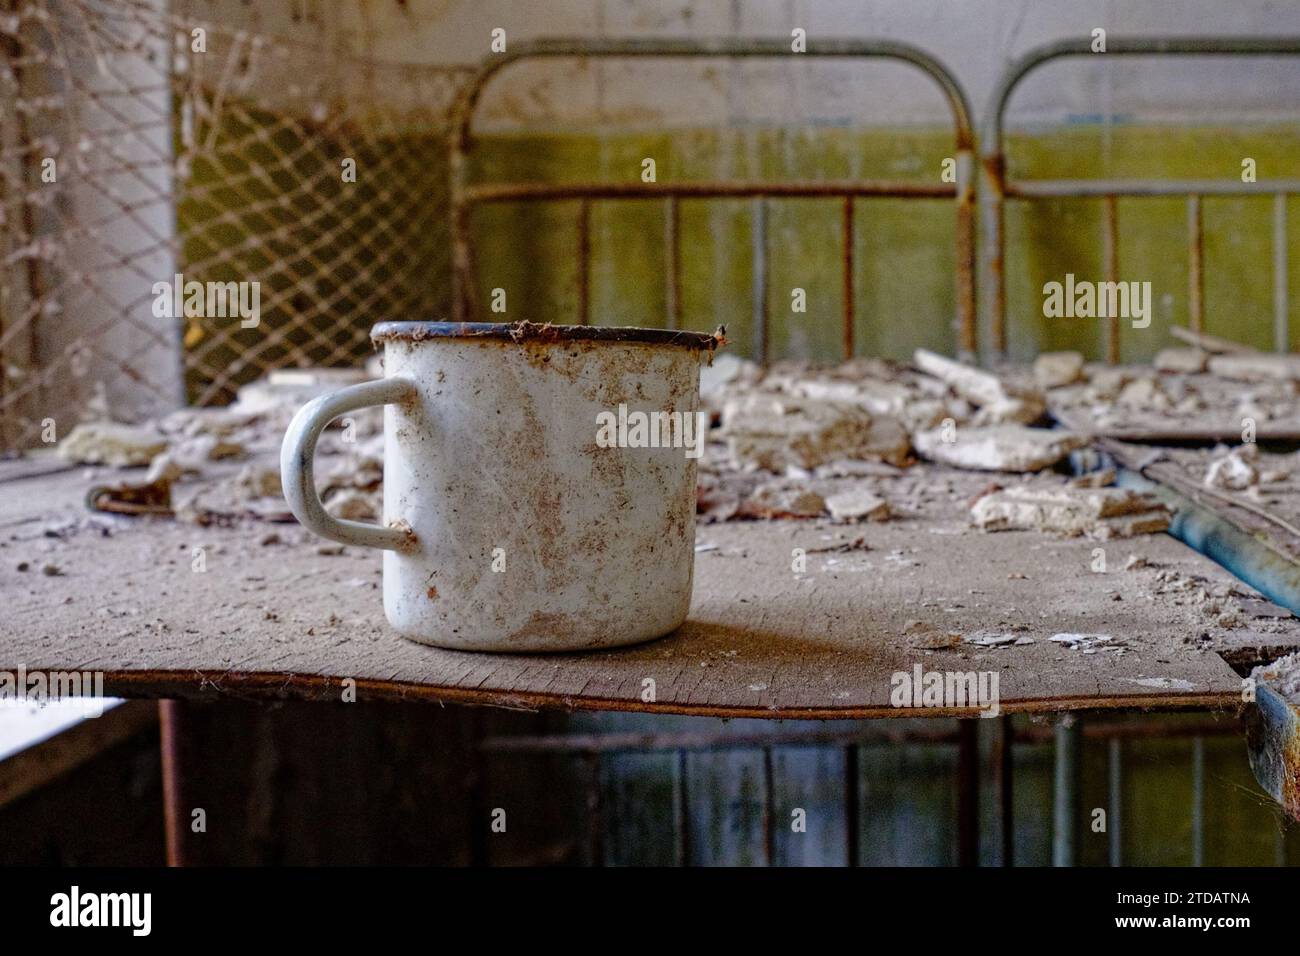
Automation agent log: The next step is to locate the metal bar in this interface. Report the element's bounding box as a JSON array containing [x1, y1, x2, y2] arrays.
[[841, 196, 854, 359], [844, 743, 860, 867], [576, 198, 591, 326], [1188, 195, 1204, 334], [675, 749, 690, 867], [1053, 715, 1082, 867], [1111, 458, 1300, 617], [983, 35, 1300, 362], [762, 746, 775, 866], [585, 752, 604, 866], [1006, 178, 1300, 199], [999, 714, 1014, 867], [465, 180, 958, 203], [468, 709, 490, 867], [1103, 194, 1120, 364], [450, 37, 975, 350], [480, 717, 1239, 755], [453, 37, 975, 154], [987, 37, 1300, 167], [158, 699, 190, 867], [1275, 192, 1289, 353], [955, 149, 978, 361], [665, 197, 681, 330], [982, 151, 1007, 358], [957, 719, 979, 867], [1108, 736, 1122, 866], [1247, 682, 1300, 824], [1191, 736, 1205, 866], [752, 198, 768, 365]]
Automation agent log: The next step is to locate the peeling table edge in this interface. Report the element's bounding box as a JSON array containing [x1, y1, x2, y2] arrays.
[[0, 667, 1244, 718]]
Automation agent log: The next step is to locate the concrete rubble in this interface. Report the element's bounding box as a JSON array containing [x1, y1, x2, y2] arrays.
[[57, 421, 168, 467], [720, 392, 911, 471], [824, 488, 891, 523], [1208, 353, 1300, 382], [1032, 351, 1084, 388], [1203, 444, 1260, 491], [913, 424, 1087, 472], [1153, 347, 1207, 374], [913, 349, 1045, 425], [969, 483, 1171, 539]]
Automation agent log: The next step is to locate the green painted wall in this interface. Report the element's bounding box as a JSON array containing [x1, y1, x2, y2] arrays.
[[470, 124, 1300, 363]]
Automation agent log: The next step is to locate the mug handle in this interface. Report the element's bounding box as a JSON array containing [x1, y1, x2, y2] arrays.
[[280, 377, 418, 552]]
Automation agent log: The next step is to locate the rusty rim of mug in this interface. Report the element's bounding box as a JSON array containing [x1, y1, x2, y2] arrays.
[[371, 321, 723, 351]]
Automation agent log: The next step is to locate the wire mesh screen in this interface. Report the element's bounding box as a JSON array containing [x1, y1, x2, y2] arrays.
[[0, 0, 468, 450]]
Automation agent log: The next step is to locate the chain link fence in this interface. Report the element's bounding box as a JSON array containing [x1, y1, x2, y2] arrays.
[[0, 0, 469, 450]]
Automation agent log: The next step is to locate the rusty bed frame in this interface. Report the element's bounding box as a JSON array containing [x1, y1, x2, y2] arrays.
[[447, 37, 978, 362], [982, 35, 1300, 363], [427, 35, 1300, 865]]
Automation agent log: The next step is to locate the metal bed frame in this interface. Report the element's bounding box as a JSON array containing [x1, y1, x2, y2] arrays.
[[448, 38, 978, 361], [982, 36, 1300, 363], [430, 36, 1300, 866]]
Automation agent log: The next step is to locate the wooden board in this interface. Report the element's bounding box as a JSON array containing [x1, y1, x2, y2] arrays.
[[0, 467, 1264, 718]]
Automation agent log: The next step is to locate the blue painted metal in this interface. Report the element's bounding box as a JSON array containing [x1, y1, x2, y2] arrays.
[[1114, 468, 1300, 616], [1112, 460, 1300, 822]]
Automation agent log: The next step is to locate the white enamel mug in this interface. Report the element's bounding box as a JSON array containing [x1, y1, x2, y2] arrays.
[[281, 321, 719, 652]]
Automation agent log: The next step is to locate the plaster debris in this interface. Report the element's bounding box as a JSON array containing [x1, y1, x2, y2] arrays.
[[1208, 353, 1300, 382], [1254, 651, 1300, 701], [1051, 632, 1117, 651], [903, 621, 961, 650], [1153, 347, 1207, 374], [824, 487, 891, 523], [1169, 325, 1255, 355], [1033, 351, 1084, 388], [970, 484, 1171, 539], [962, 631, 1019, 647], [699, 354, 763, 414], [1116, 376, 1171, 411], [172, 434, 247, 466], [913, 425, 1086, 473], [721, 392, 911, 471], [323, 488, 380, 521], [913, 349, 1045, 424], [1123, 676, 1197, 690], [57, 421, 168, 467], [234, 463, 283, 500], [1069, 467, 1116, 489], [1203, 445, 1259, 491], [736, 481, 826, 520]]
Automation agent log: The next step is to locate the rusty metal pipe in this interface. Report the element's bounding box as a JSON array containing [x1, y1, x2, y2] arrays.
[[842, 196, 855, 360], [158, 699, 190, 867], [665, 197, 680, 330], [576, 198, 591, 326], [1188, 194, 1205, 335], [464, 180, 957, 203], [1006, 178, 1300, 198], [1103, 194, 1120, 363]]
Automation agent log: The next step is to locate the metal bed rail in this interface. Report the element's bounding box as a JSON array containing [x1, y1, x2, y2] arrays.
[[982, 36, 1300, 363], [449, 38, 978, 361], [478, 715, 1246, 867]]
